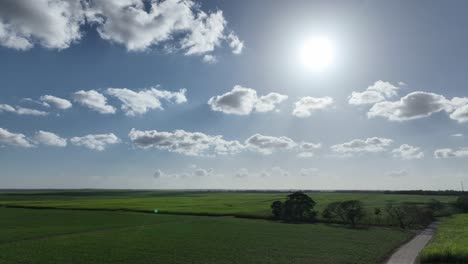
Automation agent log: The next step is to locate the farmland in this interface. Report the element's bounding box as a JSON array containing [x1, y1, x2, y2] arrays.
[[0, 207, 411, 264], [420, 214, 468, 263], [0, 190, 456, 223]]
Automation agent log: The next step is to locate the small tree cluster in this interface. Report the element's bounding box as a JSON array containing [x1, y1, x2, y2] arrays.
[[271, 192, 317, 222], [385, 202, 434, 229], [455, 195, 468, 212], [322, 200, 365, 228]]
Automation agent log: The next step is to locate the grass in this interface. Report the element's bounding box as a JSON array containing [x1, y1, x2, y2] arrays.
[[0, 207, 412, 264], [0, 190, 456, 224], [420, 214, 468, 263]]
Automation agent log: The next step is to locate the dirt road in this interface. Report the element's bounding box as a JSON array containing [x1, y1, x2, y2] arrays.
[[385, 222, 438, 264]]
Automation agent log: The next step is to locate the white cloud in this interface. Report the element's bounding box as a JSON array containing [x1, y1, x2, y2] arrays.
[[106, 87, 187, 116], [202, 54, 217, 63], [0, 104, 48, 116], [39, 95, 72, 109], [255, 93, 288, 113], [271, 166, 290, 177], [154, 169, 164, 179], [434, 148, 468, 159], [297, 142, 322, 158], [392, 144, 424, 160], [235, 168, 249, 178], [300, 168, 319, 176], [349, 81, 399, 105], [0, 0, 84, 50], [181, 10, 225, 55], [193, 168, 212, 177], [227, 32, 244, 54], [70, 133, 120, 151], [451, 133, 464, 137], [33, 131, 67, 147], [208, 85, 287, 115], [292, 96, 334, 118], [362, 89, 468, 123], [331, 137, 393, 155], [245, 134, 296, 154], [128, 128, 244, 156], [73, 90, 116, 114], [0, 127, 33, 148], [85, 0, 240, 55], [386, 169, 408, 178]]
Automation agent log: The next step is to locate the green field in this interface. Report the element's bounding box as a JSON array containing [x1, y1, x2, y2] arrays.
[[420, 214, 468, 263], [0, 207, 412, 264], [0, 190, 456, 224]]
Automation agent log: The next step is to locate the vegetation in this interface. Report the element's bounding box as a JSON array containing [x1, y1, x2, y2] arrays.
[[0, 207, 412, 264], [385, 202, 434, 229], [322, 200, 365, 228], [270, 191, 317, 222], [0, 190, 456, 224], [420, 214, 468, 263], [455, 195, 468, 213]]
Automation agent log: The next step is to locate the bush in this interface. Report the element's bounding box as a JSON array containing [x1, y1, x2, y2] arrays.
[[385, 202, 434, 229], [455, 195, 468, 213], [322, 200, 365, 228], [270, 192, 317, 222]]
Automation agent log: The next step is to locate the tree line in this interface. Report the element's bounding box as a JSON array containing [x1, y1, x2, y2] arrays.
[[271, 192, 468, 229]]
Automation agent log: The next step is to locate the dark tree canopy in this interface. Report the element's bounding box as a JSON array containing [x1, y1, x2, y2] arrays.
[[455, 196, 468, 212], [270, 191, 317, 222], [322, 200, 364, 228]]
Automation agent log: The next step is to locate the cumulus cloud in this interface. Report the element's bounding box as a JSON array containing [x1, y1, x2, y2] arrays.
[[300, 168, 319, 176], [368, 92, 451, 121], [271, 166, 290, 177], [106, 87, 187, 116], [255, 93, 288, 112], [85, 0, 241, 55], [208, 85, 287, 115], [0, 0, 242, 57], [452, 133, 464, 137], [73, 90, 116, 114], [193, 168, 213, 177], [434, 148, 468, 159], [202, 54, 217, 63], [297, 142, 322, 158], [0, 104, 48, 116], [386, 169, 408, 178], [245, 134, 296, 154], [70, 133, 120, 151], [292, 96, 334, 118], [349, 81, 399, 105], [33, 131, 67, 147], [39, 95, 72, 109], [227, 32, 244, 54], [154, 169, 164, 179], [449, 101, 468, 123], [331, 137, 393, 155], [0, 0, 84, 50], [0, 127, 33, 148], [129, 128, 244, 156], [392, 144, 424, 160]]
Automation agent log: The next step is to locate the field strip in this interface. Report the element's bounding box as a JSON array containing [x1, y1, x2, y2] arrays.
[[0, 217, 218, 246], [385, 222, 438, 264]]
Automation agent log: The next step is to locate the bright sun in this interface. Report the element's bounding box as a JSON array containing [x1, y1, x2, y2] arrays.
[[300, 37, 335, 72]]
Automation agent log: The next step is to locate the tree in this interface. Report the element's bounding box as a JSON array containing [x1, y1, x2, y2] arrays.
[[455, 196, 468, 212], [271, 200, 283, 219], [385, 202, 434, 229], [374, 208, 382, 224], [322, 200, 364, 228], [270, 192, 317, 222]]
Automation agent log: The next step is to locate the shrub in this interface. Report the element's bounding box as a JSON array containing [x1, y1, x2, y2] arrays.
[[322, 200, 365, 228]]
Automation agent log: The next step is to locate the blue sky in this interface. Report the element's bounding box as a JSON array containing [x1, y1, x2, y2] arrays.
[[1, 0, 468, 189]]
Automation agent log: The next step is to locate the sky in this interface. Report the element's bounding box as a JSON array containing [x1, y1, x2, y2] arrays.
[[1, 0, 468, 190]]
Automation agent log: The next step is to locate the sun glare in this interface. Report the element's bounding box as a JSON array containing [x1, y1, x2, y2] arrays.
[[300, 37, 335, 72]]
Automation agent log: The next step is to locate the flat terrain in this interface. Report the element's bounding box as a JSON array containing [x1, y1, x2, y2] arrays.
[[0, 190, 456, 224], [0, 207, 412, 264], [420, 214, 468, 263]]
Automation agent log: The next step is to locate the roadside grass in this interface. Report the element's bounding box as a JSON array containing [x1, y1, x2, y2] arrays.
[[0, 191, 455, 224], [420, 214, 468, 263], [0, 207, 412, 264]]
